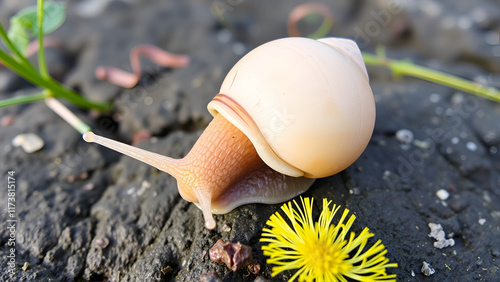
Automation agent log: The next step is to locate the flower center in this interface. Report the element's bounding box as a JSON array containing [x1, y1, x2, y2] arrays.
[[302, 237, 350, 276]]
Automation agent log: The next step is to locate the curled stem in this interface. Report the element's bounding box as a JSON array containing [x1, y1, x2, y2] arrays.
[[287, 3, 333, 39]]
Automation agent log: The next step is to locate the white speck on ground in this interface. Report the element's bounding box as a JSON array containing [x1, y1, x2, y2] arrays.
[[428, 223, 455, 249], [436, 189, 450, 200], [422, 261, 436, 276]]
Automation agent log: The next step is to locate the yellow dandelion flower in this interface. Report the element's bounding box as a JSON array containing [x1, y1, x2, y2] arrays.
[[260, 197, 397, 282]]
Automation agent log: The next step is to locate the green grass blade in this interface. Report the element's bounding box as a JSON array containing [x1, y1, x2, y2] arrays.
[[362, 52, 500, 103], [0, 91, 50, 107]]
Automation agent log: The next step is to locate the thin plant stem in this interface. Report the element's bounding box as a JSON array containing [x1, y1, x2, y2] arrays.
[[0, 91, 50, 107], [362, 52, 500, 103], [45, 97, 92, 134], [0, 48, 45, 83], [37, 0, 49, 79], [0, 23, 37, 72]]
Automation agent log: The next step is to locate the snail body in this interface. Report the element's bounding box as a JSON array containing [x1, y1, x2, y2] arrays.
[[83, 37, 375, 229]]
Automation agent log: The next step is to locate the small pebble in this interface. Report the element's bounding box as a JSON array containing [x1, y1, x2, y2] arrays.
[[141, 180, 151, 189], [12, 133, 44, 153], [22, 262, 29, 271], [413, 139, 431, 149], [247, 259, 261, 275], [428, 223, 455, 249], [222, 223, 231, 232], [349, 188, 360, 195], [422, 261, 435, 276], [451, 92, 464, 104], [436, 189, 450, 200], [451, 137, 459, 144], [490, 146, 498, 154], [483, 191, 491, 203], [395, 129, 414, 144], [95, 237, 109, 249], [254, 276, 271, 282], [161, 265, 173, 275], [466, 142, 478, 152], [478, 218, 486, 225], [83, 183, 95, 191], [126, 187, 136, 195], [429, 93, 441, 103]]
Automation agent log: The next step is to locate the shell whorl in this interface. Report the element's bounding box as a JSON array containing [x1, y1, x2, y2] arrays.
[[208, 94, 304, 177], [208, 37, 375, 178]]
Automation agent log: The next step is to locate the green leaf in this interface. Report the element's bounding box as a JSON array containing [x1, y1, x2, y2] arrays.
[[6, 2, 66, 54], [7, 18, 30, 56], [31, 2, 66, 36]]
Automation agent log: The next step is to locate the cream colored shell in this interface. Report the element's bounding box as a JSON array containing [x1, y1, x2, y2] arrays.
[[207, 37, 375, 178]]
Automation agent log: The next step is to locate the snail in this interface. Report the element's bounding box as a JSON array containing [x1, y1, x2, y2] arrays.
[[83, 37, 375, 230]]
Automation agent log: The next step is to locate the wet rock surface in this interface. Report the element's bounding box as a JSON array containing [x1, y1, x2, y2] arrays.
[[1, 0, 499, 281]]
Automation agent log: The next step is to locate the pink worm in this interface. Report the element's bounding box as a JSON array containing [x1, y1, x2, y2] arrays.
[[95, 45, 189, 88]]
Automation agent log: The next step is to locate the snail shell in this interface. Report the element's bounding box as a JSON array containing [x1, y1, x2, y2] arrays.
[[208, 37, 375, 178]]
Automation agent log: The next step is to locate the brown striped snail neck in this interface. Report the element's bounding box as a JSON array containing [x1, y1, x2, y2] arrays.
[[83, 37, 376, 230]]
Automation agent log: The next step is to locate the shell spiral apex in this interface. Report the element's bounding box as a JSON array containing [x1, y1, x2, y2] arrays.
[[208, 37, 375, 178]]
